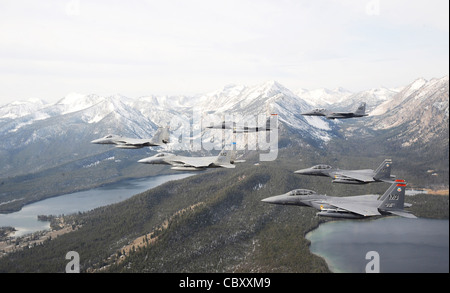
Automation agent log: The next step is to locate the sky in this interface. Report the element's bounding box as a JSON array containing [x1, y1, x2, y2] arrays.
[[0, 0, 448, 105]]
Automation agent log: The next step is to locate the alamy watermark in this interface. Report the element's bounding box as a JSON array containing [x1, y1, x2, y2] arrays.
[[366, 0, 380, 16], [365, 251, 380, 273], [167, 110, 279, 162], [65, 251, 80, 273]]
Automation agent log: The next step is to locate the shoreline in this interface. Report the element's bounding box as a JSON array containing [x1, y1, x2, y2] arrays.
[[304, 218, 339, 273], [0, 171, 179, 214], [0, 217, 80, 258]]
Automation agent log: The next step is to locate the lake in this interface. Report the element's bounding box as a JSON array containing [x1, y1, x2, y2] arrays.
[[306, 217, 449, 273], [0, 173, 194, 237]]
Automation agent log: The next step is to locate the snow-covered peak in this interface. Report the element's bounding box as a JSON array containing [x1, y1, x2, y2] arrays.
[[370, 76, 448, 117], [55, 93, 104, 115], [259, 80, 297, 98], [332, 87, 353, 94], [296, 87, 353, 107], [56, 92, 87, 105], [401, 77, 427, 97], [0, 98, 48, 119]]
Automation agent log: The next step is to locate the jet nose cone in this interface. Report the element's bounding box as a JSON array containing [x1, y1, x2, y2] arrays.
[[138, 157, 163, 164], [138, 157, 151, 164], [261, 196, 277, 204], [261, 194, 287, 205], [294, 169, 310, 175]]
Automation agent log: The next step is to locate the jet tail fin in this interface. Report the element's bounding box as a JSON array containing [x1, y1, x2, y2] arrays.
[[354, 102, 367, 116], [150, 126, 170, 145], [378, 180, 415, 218], [214, 143, 235, 167], [373, 159, 393, 181]]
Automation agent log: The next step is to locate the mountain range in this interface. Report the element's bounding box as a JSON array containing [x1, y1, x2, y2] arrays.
[[0, 75, 448, 213]]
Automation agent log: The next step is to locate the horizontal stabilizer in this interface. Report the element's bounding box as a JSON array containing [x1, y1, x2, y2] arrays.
[[170, 166, 205, 171], [388, 210, 417, 219], [219, 164, 236, 169]]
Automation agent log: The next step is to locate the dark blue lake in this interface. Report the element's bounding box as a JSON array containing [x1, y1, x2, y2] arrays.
[[0, 173, 194, 237], [306, 217, 449, 273]]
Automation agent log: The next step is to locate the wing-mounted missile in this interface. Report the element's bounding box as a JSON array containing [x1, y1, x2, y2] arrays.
[[332, 178, 363, 184], [316, 211, 364, 219], [115, 145, 142, 149], [170, 166, 205, 171]]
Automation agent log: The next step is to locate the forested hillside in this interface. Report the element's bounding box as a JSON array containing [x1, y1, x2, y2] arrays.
[[1, 143, 447, 273], [0, 151, 330, 273]]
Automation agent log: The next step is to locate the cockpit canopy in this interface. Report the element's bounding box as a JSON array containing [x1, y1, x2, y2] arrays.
[[289, 189, 316, 196], [311, 164, 332, 170]]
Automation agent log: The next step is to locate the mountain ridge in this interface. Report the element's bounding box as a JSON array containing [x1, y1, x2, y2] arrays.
[[0, 75, 448, 213]]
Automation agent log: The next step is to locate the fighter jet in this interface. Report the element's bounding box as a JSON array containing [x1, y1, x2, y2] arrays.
[[205, 114, 278, 133], [91, 126, 170, 149], [294, 159, 395, 184], [301, 102, 368, 119], [137, 144, 241, 171], [261, 179, 417, 219]]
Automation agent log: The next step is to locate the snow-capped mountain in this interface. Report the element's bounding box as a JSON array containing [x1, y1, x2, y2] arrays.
[[296, 87, 353, 107], [0, 76, 448, 179], [0, 98, 48, 120], [296, 86, 399, 113], [0, 76, 448, 213], [340, 87, 399, 113], [197, 81, 335, 145], [367, 76, 449, 147], [129, 81, 336, 151], [0, 81, 337, 178], [371, 76, 448, 124]]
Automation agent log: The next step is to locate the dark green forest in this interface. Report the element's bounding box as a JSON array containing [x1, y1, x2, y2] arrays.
[[0, 142, 448, 273]]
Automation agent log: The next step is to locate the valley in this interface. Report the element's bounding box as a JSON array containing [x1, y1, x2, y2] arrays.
[[0, 76, 448, 273]]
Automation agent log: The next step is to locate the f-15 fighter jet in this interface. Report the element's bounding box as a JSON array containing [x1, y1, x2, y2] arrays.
[[137, 144, 241, 171], [261, 180, 416, 219], [301, 102, 368, 119], [205, 114, 278, 133], [91, 126, 170, 149], [294, 159, 395, 184]]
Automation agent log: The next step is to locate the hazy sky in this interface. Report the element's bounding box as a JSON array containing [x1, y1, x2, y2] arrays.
[[0, 0, 448, 105]]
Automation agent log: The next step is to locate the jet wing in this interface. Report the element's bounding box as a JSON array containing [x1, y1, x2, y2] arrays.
[[326, 196, 381, 217], [177, 157, 215, 168], [325, 112, 355, 119], [116, 138, 156, 147], [333, 112, 353, 116], [179, 157, 236, 169], [233, 126, 270, 133], [333, 171, 375, 183]]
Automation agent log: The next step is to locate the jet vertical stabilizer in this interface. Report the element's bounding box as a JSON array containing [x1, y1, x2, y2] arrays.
[[150, 126, 170, 145], [213, 144, 235, 168], [378, 180, 416, 218], [354, 102, 367, 117], [373, 159, 394, 182], [378, 180, 406, 211]]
